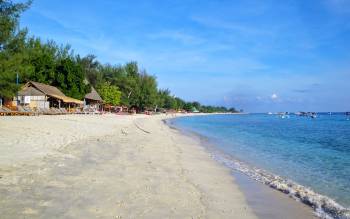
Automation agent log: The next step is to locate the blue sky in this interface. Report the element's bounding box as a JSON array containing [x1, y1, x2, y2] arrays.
[[18, 0, 350, 112]]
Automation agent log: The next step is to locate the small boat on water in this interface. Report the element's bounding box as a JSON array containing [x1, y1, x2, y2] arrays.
[[310, 112, 317, 118], [296, 111, 317, 118], [277, 112, 290, 119]]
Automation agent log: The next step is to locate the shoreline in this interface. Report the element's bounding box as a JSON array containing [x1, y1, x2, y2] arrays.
[[165, 117, 317, 219], [0, 114, 257, 218], [167, 114, 350, 219]]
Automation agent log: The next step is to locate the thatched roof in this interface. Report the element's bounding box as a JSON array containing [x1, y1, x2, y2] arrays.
[[84, 87, 103, 102], [22, 81, 83, 104], [29, 81, 66, 97], [18, 86, 45, 96]]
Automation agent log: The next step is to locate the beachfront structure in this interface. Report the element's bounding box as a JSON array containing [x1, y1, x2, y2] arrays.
[[15, 81, 83, 109], [191, 107, 200, 113], [84, 87, 103, 110]]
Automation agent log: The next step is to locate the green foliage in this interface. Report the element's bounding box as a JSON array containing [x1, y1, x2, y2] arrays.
[[77, 54, 102, 88], [0, 0, 240, 113], [0, 0, 31, 98], [0, 0, 31, 50], [97, 82, 121, 106], [55, 57, 90, 99], [137, 71, 158, 110]]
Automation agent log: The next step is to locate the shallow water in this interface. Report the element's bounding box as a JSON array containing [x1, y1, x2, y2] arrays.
[[172, 113, 350, 217]]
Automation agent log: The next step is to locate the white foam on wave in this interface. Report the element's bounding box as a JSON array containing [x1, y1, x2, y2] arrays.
[[210, 152, 350, 219]]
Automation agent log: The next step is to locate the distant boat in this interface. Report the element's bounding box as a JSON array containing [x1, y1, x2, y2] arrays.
[[277, 112, 290, 119], [296, 112, 307, 116], [268, 112, 273, 115], [281, 115, 290, 119], [296, 111, 317, 118], [309, 112, 317, 118]]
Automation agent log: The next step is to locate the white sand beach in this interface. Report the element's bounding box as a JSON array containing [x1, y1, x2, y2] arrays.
[[0, 114, 257, 218]]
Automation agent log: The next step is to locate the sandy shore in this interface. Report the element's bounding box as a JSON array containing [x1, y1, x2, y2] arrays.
[[0, 114, 256, 218]]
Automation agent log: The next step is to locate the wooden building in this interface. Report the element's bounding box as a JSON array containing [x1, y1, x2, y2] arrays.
[[84, 87, 103, 110], [16, 81, 83, 109]]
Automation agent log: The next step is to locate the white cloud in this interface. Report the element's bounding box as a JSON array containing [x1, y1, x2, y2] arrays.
[[271, 93, 278, 100], [147, 30, 205, 45], [191, 16, 275, 37]]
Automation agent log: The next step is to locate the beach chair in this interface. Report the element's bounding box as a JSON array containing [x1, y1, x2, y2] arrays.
[[83, 108, 89, 115], [50, 108, 60, 115], [24, 106, 39, 116], [30, 107, 40, 115], [17, 105, 33, 116], [58, 108, 65, 115], [0, 107, 7, 116], [58, 108, 67, 114], [2, 106, 18, 116], [41, 108, 52, 115], [75, 108, 83, 114], [54, 108, 63, 115], [60, 108, 69, 114], [37, 108, 46, 115]]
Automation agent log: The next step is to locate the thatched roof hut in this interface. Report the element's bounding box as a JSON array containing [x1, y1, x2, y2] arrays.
[[27, 81, 83, 104], [84, 87, 102, 102]]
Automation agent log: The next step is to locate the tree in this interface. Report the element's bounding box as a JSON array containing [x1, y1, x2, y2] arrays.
[[77, 54, 103, 88], [23, 38, 57, 84], [0, 0, 31, 50], [97, 82, 121, 105], [157, 88, 170, 109], [55, 57, 90, 99], [175, 97, 185, 110], [0, 0, 31, 98], [183, 102, 194, 111], [137, 71, 158, 110]]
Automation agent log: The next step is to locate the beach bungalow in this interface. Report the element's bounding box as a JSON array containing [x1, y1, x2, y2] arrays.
[[191, 107, 200, 113], [84, 87, 103, 111], [15, 81, 83, 110]]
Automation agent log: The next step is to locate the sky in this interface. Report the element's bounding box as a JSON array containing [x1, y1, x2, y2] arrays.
[[18, 0, 350, 112]]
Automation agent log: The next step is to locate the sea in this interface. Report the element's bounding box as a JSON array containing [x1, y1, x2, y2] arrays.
[[171, 113, 350, 219]]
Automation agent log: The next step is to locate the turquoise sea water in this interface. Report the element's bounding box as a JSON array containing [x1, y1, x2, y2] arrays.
[[172, 114, 350, 212]]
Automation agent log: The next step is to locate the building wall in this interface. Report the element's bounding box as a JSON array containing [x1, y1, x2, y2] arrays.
[[16, 95, 50, 109]]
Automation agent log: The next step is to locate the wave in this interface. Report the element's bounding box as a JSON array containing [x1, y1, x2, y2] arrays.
[[209, 151, 350, 219]]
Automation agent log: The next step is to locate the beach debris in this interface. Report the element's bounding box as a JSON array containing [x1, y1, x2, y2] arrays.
[[121, 128, 128, 135]]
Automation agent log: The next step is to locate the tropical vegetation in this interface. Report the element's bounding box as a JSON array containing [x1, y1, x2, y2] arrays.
[[0, 0, 238, 113]]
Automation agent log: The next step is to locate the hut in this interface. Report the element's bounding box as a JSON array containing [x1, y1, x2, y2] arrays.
[[84, 87, 103, 111], [16, 81, 83, 109]]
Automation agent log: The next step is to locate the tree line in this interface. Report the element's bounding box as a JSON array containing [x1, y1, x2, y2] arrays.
[[0, 0, 238, 113]]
